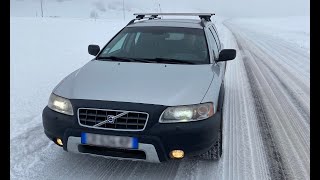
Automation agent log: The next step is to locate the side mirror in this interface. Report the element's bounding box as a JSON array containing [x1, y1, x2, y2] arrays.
[[88, 44, 100, 56], [217, 49, 236, 62]]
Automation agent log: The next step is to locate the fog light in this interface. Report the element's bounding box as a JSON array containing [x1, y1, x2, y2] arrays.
[[170, 150, 184, 159], [56, 138, 63, 146]]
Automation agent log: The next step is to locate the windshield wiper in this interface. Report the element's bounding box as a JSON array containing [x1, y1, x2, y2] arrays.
[[144, 58, 195, 64], [96, 56, 153, 63], [97, 56, 196, 64]]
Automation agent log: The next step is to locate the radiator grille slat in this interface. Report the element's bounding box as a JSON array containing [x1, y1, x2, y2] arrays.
[[78, 108, 149, 131]]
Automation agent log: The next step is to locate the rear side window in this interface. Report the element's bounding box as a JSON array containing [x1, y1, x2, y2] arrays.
[[134, 32, 141, 44]]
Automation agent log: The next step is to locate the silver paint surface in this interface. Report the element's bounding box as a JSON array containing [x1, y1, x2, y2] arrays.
[[53, 61, 217, 106]]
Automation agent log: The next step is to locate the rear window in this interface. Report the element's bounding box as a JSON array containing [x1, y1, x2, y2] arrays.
[[99, 27, 210, 64]]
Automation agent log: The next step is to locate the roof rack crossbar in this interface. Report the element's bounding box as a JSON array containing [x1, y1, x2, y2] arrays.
[[127, 13, 215, 27], [134, 13, 213, 20], [133, 13, 215, 16]]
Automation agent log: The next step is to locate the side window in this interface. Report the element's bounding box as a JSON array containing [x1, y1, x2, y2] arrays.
[[134, 32, 141, 44], [206, 29, 219, 60], [209, 26, 221, 50], [108, 33, 128, 54]]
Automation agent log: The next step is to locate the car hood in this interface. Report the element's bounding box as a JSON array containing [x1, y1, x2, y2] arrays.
[[53, 60, 214, 106]]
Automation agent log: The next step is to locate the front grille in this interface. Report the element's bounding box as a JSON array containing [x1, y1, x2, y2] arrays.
[[78, 108, 149, 131]]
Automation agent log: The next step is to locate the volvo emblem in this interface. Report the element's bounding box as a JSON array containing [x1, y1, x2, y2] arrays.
[[106, 115, 116, 124], [93, 111, 129, 127]]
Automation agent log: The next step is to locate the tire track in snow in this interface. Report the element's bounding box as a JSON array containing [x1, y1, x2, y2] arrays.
[[218, 23, 271, 180], [229, 24, 310, 83], [256, 55, 310, 124], [234, 26, 310, 87], [224, 20, 310, 180], [10, 124, 54, 179], [242, 53, 289, 180], [241, 25, 311, 157], [235, 30, 310, 129], [245, 46, 309, 179]]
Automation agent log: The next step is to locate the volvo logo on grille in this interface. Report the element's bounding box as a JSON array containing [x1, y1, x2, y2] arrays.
[[106, 115, 116, 124], [92, 111, 129, 127]]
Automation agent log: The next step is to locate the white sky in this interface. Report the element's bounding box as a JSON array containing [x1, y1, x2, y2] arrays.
[[10, 0, 310, 18], [153, 0, 310, 17]]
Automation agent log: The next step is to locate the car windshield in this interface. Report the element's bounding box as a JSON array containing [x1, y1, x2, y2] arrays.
[[97, 26, 210, 64]]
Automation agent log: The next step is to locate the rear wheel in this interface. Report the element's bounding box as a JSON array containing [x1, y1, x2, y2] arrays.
[[198, 82, 224, 160]]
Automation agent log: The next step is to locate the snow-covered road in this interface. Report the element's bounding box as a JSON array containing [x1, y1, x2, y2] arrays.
[[223, 19, 310, 180], [10, 17, 309, 179]]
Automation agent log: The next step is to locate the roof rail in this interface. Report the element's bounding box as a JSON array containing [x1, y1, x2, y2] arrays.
[[127, 13, 215, 27]]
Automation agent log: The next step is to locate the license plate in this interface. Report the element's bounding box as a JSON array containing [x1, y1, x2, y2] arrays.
[[81, 133, 138, 149]]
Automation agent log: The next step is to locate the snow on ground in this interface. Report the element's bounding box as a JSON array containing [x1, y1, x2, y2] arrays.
[[10, 17, 127, 140], [225, 16, 310, 52], [224, 17, 310, 179], [10, 15, 309, 179]]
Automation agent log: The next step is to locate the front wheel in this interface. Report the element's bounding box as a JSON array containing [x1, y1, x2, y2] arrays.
[[197, 83, 224, 160], [198, 129, 222, 160]]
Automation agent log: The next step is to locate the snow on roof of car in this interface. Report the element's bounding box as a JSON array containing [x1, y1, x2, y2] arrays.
[[127, 19, 205, 29]]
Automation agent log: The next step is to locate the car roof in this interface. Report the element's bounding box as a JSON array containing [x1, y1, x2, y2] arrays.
[[126, 19, 210, 29]]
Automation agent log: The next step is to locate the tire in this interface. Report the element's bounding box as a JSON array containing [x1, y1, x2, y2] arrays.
[[198, 129, 222, 160], [198, 83, 224, 160]]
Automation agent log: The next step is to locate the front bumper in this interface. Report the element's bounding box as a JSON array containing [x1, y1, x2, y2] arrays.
[[42, 100, 221, 162]]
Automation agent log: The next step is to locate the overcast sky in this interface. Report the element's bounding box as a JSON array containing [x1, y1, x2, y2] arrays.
[[153, 0, 310, 17], [11, 0, 310, 18]]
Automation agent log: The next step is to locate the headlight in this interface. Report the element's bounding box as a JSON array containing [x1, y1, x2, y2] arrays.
[[159, 103, 214, 123], [48, 93, 74, 115]]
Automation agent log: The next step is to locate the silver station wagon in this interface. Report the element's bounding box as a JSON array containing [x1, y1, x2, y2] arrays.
[[42, 13, 236, 163]]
